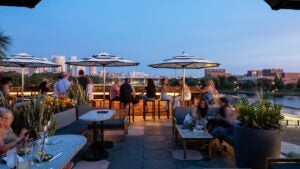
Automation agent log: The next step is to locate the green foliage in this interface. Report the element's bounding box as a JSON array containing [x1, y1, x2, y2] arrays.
[[66, 80, 89, 105], [286, 152, 300, 159], [236, 96, 284, 130], [0, 31, 11, 58], [0, 92, 57, 138], [297, 79, 300, 89]]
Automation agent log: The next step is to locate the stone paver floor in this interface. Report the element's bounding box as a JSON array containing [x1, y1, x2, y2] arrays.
[[107, 117, 235, 169]]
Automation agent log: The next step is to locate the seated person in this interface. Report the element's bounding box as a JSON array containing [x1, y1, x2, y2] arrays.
[[110, 79, 121, 101], [201, 79, 218, 105], [139, 79, 156, 100], [120, 78, 139, 107], [182, 99, 209, 129], [207, 97, 237, 138], [0, 107, 28, 153], [174, 79, 191, 108], [1, 77, 13, 101], [193, 99, 209, 126]]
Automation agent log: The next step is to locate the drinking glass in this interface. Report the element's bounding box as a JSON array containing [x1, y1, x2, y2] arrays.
[[7, 148, 17, 168], [24, 138, 33, 160]]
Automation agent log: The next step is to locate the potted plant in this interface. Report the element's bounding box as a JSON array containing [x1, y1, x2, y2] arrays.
[[66, 80, 90, 119], [234, 95, 284, 169], [12, 95, 57, 139]]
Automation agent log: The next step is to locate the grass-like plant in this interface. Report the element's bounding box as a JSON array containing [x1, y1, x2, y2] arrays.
[[236, 96, 284, 131], [66, 80, 89, 105]]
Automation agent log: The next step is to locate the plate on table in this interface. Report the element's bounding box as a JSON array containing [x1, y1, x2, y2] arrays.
[[34, 153, 53, 162]]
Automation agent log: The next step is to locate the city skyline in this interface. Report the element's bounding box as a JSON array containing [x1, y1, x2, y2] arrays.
[[1, 0, 300, 76]]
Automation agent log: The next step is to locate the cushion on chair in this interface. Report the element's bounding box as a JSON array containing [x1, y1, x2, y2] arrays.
[[174, 107, 191, 124], [55, 120, 90, 135], [103, 119, 125, 129], [271, 163, 300, 169]]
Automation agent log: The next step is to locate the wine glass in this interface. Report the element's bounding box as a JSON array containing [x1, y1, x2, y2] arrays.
[[24, 138, 33, 160]]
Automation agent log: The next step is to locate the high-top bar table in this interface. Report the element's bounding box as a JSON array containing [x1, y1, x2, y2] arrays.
[[79, 109, 116, 161]]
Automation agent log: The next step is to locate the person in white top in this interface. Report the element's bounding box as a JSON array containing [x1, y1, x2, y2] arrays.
[[174, 78, 191, 108], [86, 77, 94, 101], [160, 78, 173, 111]]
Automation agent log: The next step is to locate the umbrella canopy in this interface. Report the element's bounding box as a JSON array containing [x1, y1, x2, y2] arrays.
[[148, 52, 220, 95], [65, 52, 139, 67], [0, 0, 41, 8], [0, 52, 60, 97], [65, 52, 140, 101], [0, 52, 58, 67], [149, 52, 220, 69], [265, 0, 300, 10]]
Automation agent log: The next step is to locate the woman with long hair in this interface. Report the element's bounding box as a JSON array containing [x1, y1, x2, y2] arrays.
[[174, 78, 191, 108], [201, 79, 218, 105]]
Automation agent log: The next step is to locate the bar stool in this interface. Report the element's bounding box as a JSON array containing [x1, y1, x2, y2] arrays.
[[91, 99, 104, 107], [143, 99, 156, 121], [120, 102, 135, 124], [182, 100, 192, 107], [158, 99, 170, 119], [109, 99, 121, 109]]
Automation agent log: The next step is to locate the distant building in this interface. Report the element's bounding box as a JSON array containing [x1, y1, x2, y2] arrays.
[[89, 66, 97, 75], [282, 73, 300, 84], [247, 70, 263, 77], [52, 55, 66, 72], [204, 69, 231, 78], [262, 69, 283, 78], [129, 71, 149, 78]]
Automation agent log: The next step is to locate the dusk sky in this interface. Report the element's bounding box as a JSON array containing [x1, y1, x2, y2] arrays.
[[1, 0, 300, 77]]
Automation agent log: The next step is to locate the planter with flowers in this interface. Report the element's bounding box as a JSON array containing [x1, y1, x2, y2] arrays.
[[234, 96, 284, 169], [45, 96, 76, 129]]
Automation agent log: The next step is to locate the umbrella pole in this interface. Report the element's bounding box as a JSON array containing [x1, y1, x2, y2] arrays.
[[103, 66, 106, 106], [21, 67, 25, 100], [182, 67, 186, 98]]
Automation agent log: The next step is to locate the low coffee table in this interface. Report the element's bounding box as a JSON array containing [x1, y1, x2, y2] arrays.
[[175, 124, 214, 159]]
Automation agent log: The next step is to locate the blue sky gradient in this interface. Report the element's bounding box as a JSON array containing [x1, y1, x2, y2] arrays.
[[1, 0, 300, 77]]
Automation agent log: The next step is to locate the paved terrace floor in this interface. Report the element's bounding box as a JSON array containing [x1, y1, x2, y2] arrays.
[[106, 117, 234, 169], [72, 116, 300, 169]]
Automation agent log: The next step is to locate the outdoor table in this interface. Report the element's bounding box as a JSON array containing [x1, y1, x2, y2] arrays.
[[175, 124, 214, 159], [0, 134, 86, 169], [79, 109, 116, 161]]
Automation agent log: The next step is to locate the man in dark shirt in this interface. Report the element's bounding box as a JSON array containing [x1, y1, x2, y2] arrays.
[[77, 69, 89, 91], [120, 78, 139, 105]]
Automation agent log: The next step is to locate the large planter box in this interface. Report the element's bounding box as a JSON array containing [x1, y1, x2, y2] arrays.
[[54, 108, 77, 130], [233, 125, 282, 169]]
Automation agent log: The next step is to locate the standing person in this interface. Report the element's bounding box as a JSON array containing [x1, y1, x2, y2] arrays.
[[86, 77, 94, 101], [55, 72, 71, 97], [77, 69, 89, 91], [53, 75, 63, 97], [39, 79, 50, 94], [160, 78, 173, 111], [110, 79, 121, 101], [174, 78, 191, 108], [120, 78, 139, 107], [201, 79, 218, 105]]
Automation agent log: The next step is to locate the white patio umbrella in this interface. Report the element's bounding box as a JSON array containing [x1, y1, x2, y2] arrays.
[[148, 52, 220, 93], [0, 52, 60, 97], [65, 52, 140, 103]]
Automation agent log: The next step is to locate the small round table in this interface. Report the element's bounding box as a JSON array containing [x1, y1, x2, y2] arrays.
[[79, 109, 116, 161]]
